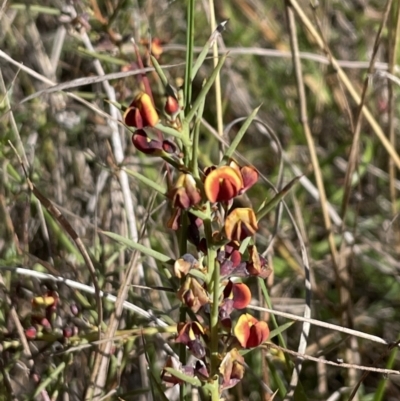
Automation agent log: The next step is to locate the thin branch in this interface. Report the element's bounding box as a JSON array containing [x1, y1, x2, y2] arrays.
[[0, 266, 167, 327], [283, 4, 315, 397], [164, 44, 400, 72], [267, 343, 400, 376], [248, 305, 394, 347]]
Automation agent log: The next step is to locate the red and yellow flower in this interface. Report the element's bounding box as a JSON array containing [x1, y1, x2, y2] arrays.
[[124, 91, 159, 128], [204, 166, 243, 203], [169, 173, 202, 209], [204, 162, 258, 203], [219, 348, 245, 390], [176, 321, 206, 359], [224, 208, 258, 241], [223, 280, 251, 310], [234, 313, 269, 348], [177, 276, 210, 313]]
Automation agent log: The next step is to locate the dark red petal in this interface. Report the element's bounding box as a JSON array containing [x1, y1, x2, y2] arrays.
[[246, 321, 270, 348], [162, 139, 177, 154], [124, 106, 143, 128], [132, 130, 163, 155], [240, 165, 259, 193]]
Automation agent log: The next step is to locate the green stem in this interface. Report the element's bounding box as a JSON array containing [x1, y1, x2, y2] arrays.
[[184, 0, 195, 114], [373, 337, 400, 401], [204, 204, 220, 399], [190, 90, 204, 177], [178, 209, 188, 401]]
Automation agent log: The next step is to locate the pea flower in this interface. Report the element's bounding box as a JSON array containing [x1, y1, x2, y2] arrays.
[[124, 92, 159, 128], [246, 244, 272, 279], [228, 160, 259, 195], [176, 321, 206, 359], [165, 95, 180, 117], [224, 208, 258, 241], [169, 173, 202, 209], [161, 356, 194, 387], [219, 348, 245, 390], [204, 166, 243, 203], [234, 313, 269, 348], [223, 280, 252, 310], [173, 253, 198, 278], [177, 276, 210, 313]]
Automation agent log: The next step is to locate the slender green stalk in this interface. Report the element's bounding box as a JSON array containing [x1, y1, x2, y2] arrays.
[[185, 54, 227, 124], [220, 105, 261, 164], [179, 5, 195, 398], [184, 0, 195, 114], [204, 204, 220, 399], [373, 343, 399, 401], [190, 86, 206, 177], [154, 123, 189, 144], [33, 362, 66, 398], [208, 0, 224, 142], [123, 167, 167, 196]]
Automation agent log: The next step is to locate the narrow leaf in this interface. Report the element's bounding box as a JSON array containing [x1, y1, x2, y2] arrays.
[[192, 20, 228, 79], [77, 47, 126, 65], [188, 269, 207, 282], [154, 123, 187, 144], [268, 321, 295, 340], [221, 105, 261, 164], [257, 176, 302, 221], [123, 167, 167, 196], [185, 53, 227, 124], [163, 367, 202, 387], [151, 55, 168, 87], [102, 231, 173, 265]]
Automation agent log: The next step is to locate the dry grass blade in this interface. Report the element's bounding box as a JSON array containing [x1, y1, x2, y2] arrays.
[[85, 251, 141, 401], [340, 0, 394, 220], [388, 1, 400, 241], [288, 0, 400, 170]]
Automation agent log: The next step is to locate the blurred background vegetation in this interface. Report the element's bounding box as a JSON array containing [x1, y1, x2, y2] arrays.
[[1, 0, 400, 400]]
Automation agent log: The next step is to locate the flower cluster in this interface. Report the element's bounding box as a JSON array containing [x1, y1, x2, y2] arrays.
[[25, 291, 80, 341], [124, 51, 271, 398]]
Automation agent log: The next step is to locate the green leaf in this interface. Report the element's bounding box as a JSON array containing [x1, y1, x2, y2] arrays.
[[221, 105, 261, 164], [101, 231, 173, 264], [123, 167, 167, 196], [154, 123, 188, 145], [163, 367, 202, 387], [77, 47, 126, 65], [267, 358, 287, 398], [268, 321, 295, 340], [33, 362, 66, 398], [10, 3, 61, 15], [257, 175, 302, 221], [293, 382, 308, 401], [188, 268, 207, 282], [192, 20, 227, 79], [185, 53, 227, 124], [151, 55, 168, 87]]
